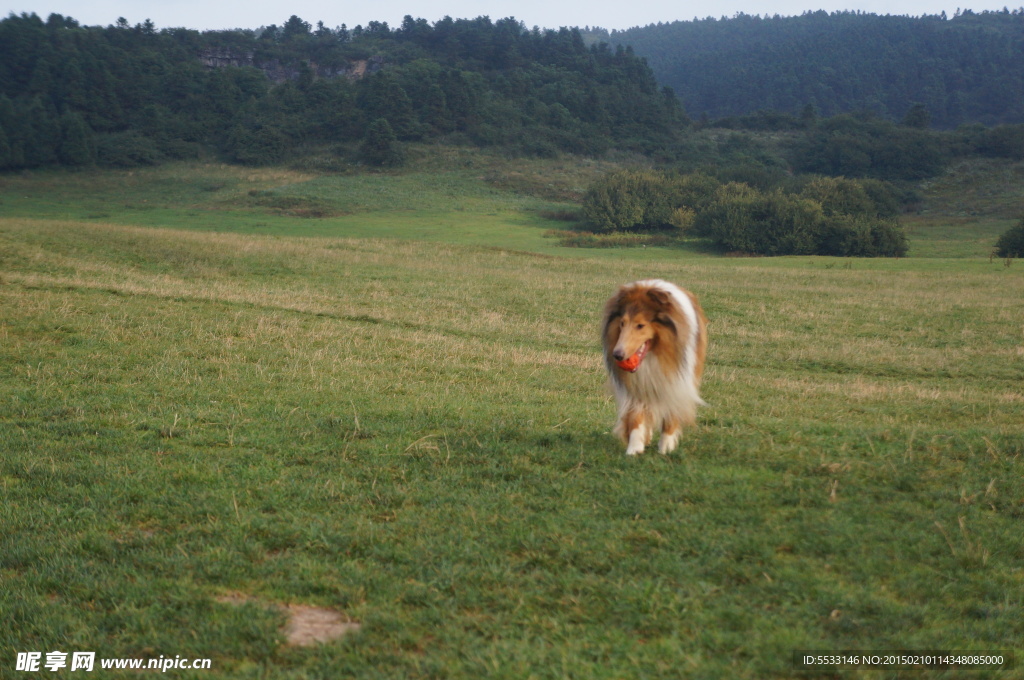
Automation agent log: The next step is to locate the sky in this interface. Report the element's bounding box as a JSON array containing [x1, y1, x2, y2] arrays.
[[3, 0, 1011, 32]]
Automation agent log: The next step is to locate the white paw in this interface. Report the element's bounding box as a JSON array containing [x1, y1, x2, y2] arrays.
[[658, 431, 680, 454], [625, 426, 647, 456], [625, 443, 645, 456]]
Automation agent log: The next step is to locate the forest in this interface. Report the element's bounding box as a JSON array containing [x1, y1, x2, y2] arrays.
[[604, 9, 1024, 128], [0, 12, 683, 170], [2, 10, 1024, 175]]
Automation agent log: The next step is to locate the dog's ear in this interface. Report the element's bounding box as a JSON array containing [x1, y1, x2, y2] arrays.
[[607, 286, 633, 314], [654, 311, 677, 333], [647, 288, 671, 309], [602, 289, 627, 333]]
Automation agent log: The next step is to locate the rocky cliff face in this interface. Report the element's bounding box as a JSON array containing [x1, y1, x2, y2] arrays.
[[199, 49, 383, 83]]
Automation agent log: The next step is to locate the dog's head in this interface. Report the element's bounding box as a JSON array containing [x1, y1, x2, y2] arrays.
[[603, 286, 677, 370]]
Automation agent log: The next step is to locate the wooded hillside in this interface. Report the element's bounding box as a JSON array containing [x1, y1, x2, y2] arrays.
[[605, 9, 1024, 128], [0, 13, 683, 169], [3, 10, 1024, 173]]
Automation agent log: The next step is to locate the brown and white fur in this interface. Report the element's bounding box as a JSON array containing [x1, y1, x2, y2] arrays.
[[601, 279, 708, 455]]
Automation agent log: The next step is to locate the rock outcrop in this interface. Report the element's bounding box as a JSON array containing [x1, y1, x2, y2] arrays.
[[199, 49, 383, 83]]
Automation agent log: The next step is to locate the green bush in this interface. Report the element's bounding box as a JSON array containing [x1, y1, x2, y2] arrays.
[[994, 217, 1024, 258], [818, 215, 908, 257], [975, 124, 1024, 160], [95, 132, 161, 168], [800, 176, 879, 219], [793, 114, 948, 180], [695, 184, 824, 255], [582, 169, 909, 256], [582, 170, 659, 232], [858, 178, 902, 218], [799, 176, 908, 256], [867, 219, 910, 257], [225, 124, 290, 166], [582, 170, 720, 233]]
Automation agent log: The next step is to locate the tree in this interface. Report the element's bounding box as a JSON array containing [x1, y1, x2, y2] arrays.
[[0, 122, 12, 169], [794, 114, 948, 180], [357, 73, 420, 139], [800, 103, 818, 128], [282, 15, 312, 41], [23, 96, 60, 167], [360, 118, 405, 167], [903, 103, 931, 128], [994, 216, 1024, 257], [0, 11, 691, 167], [57, 112, 96, 166], [0, 95, 25, 168], [610, 11, 1024, 128], [423, 84, 453, 133]]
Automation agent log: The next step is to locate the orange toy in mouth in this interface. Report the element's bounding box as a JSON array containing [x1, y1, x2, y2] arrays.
[[616, 341, 649, 372]]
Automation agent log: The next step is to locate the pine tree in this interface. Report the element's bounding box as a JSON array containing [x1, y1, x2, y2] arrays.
[[0, 122, 12, 169], [903, 103, 931, 128], [360, 118, 405, 167], [57, 112, 96, 166], [358, 74, 419, 140], [24, 96, 60, 167]]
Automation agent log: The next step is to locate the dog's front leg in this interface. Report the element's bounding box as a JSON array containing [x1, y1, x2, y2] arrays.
[[659, 418, 680, 454], [623, 410, 650, 456]]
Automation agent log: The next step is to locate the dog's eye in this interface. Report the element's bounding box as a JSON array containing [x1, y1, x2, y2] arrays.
[[636, 323, 645, 329]]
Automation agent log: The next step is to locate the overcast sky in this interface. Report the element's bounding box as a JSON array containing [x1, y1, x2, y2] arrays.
[[3, 0, 1010, 32]]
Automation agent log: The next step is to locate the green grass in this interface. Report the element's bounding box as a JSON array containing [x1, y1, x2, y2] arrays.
[[1, 156, 1023, 679], [905, 157, 1024, 259], [0, 149, 625, 257]]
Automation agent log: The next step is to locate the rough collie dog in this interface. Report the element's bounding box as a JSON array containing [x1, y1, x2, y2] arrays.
[[602, 279, 708, 455]]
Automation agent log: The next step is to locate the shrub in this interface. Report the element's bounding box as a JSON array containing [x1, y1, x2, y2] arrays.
[[975, 124, 1024, 160], [581, 169, 907, 256], [858, 178, 901, 218], [95, 132, 161, 168], [696, 184, 824, 255], [225, 124, 290, 166], [994, 217, 1024, 258], [793, 114, 948, 180], [800, 176, 879, 219], [666, 172, 722, 218], [800, 176, 909, 256], [582, 170, 719, 233], [818, 215, 908, 257], [582, 169, 662, 232], [867, 219, 910, 257]]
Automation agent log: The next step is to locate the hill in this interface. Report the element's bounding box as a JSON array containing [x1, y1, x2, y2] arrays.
[[604, 9, 1024, 127], [0, 12, 682, 170]]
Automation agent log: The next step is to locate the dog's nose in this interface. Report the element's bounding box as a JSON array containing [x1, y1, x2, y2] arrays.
[[612, 348, 625, 361]]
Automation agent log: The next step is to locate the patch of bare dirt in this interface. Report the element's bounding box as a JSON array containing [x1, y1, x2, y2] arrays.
[[216, 593, 360, 646]]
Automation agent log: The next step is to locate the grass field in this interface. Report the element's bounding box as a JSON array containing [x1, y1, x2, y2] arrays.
[[1, 155, 1023, 678]]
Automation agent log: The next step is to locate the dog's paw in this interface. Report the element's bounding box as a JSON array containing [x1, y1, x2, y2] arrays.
[[658, 431, 680, 454], [625, 427, 647, 456]]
